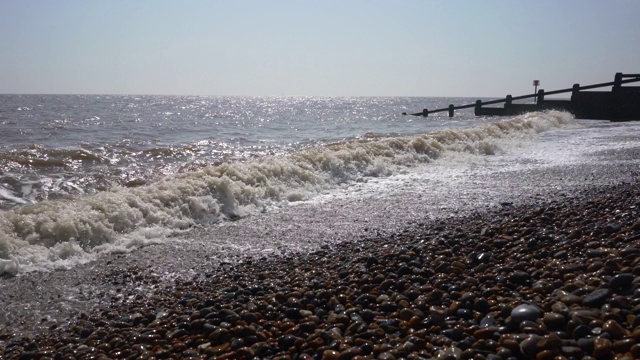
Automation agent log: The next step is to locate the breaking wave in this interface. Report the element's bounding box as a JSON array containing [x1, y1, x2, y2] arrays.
[[0, 111, 575, 275]]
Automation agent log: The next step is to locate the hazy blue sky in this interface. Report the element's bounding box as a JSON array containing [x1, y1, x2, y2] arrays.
[[1, 0, 639, 97]]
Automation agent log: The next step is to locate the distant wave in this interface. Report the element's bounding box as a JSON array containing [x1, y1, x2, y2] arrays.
[[0, 111, 575, 275], [0, 146, 108, 168]]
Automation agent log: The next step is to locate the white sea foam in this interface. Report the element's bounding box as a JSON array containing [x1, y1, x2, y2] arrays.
[[0, 187, 29, 205], [0, 111, 576, 275]]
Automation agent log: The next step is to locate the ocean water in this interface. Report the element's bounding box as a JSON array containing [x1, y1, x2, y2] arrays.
[[0, 95, 638, 277]]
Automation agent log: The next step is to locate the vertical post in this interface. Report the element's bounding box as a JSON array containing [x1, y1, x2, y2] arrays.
[[422, 109, 428, 117], [448, 105, 454, 117], [473, 100, 482, 116], [537, 89, 545, 105], [505, 95, 512, 107], [571, 84, 580, 100], [614, 72, 622, 89]]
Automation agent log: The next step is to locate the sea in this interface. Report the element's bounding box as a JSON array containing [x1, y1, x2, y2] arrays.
[[1, 94, 640, 281]]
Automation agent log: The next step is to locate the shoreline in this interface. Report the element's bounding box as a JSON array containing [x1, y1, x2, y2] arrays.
[[2, 180, 640, 359]]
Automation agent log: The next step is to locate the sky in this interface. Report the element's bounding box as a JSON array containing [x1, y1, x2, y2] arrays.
[[1, 0, 639, 97]]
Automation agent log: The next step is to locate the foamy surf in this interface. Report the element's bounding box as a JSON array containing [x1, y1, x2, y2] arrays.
[[0, 188, 29, 205], [0, 111, 576, 275]]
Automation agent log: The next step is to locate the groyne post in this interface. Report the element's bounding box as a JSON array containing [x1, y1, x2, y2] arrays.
[[614, 73, 622, 89], [423, 109, 428, 117], [505, 95, 512, 107], [537, 89, 545, 104], [448, 105, 454, 117], [572, 84, 580, 99]]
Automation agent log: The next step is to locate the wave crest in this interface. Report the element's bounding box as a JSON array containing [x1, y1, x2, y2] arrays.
[[0, 111, 575, 274]]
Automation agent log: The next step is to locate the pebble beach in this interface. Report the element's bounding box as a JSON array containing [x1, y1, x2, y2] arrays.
[[3, 1, 640, 357], [2, 178, 640, 360]]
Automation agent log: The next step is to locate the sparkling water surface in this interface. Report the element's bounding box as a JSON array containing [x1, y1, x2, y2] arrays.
[[1, 95, 482, 203]]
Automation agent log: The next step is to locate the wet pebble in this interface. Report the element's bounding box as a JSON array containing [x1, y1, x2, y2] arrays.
[[609, 273, 634, 291], [510, 304, 541, 325], [542, 312, 565, 330], [582, 288, 611, 308]]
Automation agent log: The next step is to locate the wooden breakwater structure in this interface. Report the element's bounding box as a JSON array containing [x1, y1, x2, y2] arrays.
[[403, 73, 640, 121]]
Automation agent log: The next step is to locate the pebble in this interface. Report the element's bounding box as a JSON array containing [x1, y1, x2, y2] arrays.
[[509, 271, 530, 285], [609, 273, 634, 291], [582, 288, 611, 307], [592, 338, 613, 358], [519, 334, 542, 358], [542, 312, 565, 330], [510, 304, 541, 325], [322, 350, 340, 360], [602, 319, 629, 339]]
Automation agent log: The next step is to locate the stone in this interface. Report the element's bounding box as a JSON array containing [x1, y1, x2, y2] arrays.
[[473, 298, 490, 313], [542, 312, 564, 330], [442, 327, 464, 341], [168, 328, 187, 339], [609, 273, 634, 291], [559, 293, 582, 305], [455, 308, 473, 320], [582, 288, 611, 308], [219, 309, 241, 323], [535, 334, 561, 351], [613, 338, 635, 354], [570, 309, 600, 324], [510, 304, 541, 325], [377, 352, 396, 360], [366, 256, 378, 268], [631, 343, 640, 359], [473, 327, 495, 340], [434, 346, 462, 360], [550, 302, 569, 316], [322, 350, 340, 360], [277, 335, 299, 349], [560, 345, 582, 358], [476, 252, 492, 264], [479, 314, 496, 328], [572, 325, 591, 339], [592, 338, 612, 358], [535, 349, 556, 360], [379, 301, 397, 313], [519, 335, 542, 359], [509, 271, 531, 285], [577, 338, 594, 354], [602, 319, 629, 339], [338, 347, 362, 360], [398, 308, 415, 321], [603, 222, 621, 235]]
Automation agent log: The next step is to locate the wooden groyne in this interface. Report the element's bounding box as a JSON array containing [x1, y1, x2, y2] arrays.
[[404, 73, 640, 121]]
